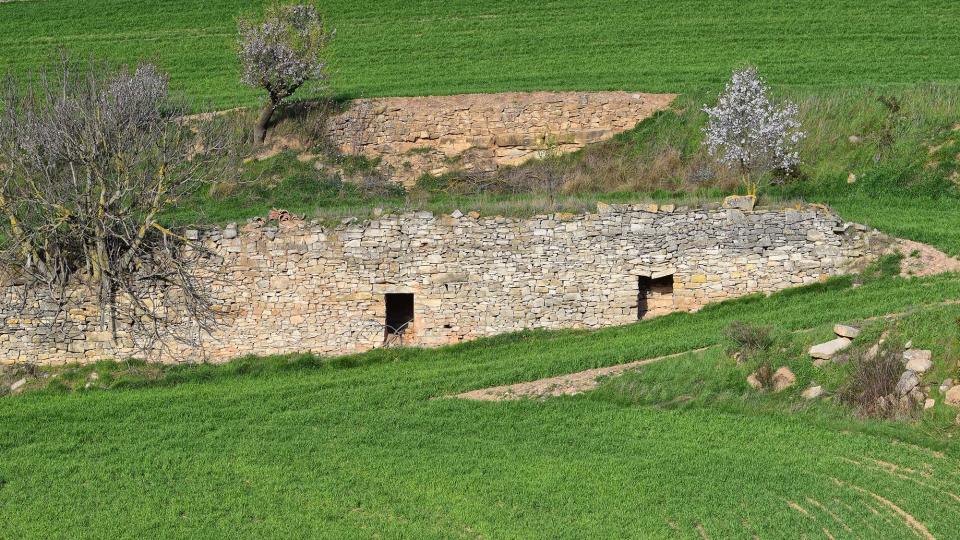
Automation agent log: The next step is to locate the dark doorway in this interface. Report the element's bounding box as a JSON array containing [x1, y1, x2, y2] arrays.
[[384, 293, 414, 344], [638, 275, 674, 320]]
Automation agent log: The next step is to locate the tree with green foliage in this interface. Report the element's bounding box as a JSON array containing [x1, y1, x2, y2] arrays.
[[237, 3, 335, 144]]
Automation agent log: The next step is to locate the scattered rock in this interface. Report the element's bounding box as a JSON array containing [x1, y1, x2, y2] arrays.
[[722, 195, 756, 211], [222, 223, 238, 240], [904, 340, 913, 350], [746, 373, 763, 390], [924, 398, 936, 410], [903, 349, 933, 373], [812, 358, 831, 368], [864, 342, 880, 361], [895, 371, 920, 396], [809, 337, 853, 360], [9, 378, 26, 394], [833, 324, 860, 339], [772, 367, 796, 392], [848, 135, 862, 144], [940, 379, 954, 394], [802, 385, 824, 399], [946, 385, 960, 407], [451, 209, 464, 219], [847, 173, 857, 184]]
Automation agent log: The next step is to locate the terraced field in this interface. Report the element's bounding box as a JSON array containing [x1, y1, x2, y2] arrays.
[[2, 273, 960, 537], [2, 0, 959, 108]]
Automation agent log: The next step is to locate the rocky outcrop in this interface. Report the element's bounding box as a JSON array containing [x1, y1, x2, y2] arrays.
[[326, 91, 676, 186]]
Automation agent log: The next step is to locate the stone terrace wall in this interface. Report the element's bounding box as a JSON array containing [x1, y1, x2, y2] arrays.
[[326, 91, 676, 186], [0, 205, 879, 366]]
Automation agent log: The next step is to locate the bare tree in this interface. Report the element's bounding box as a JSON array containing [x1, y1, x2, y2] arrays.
[[0, 57, 230, 356], [702, 67, 805, 196], [238, 3, 335, 144]]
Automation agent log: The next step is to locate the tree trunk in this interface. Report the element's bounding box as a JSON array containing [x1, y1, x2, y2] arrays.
[[253, 100, 277, 145]]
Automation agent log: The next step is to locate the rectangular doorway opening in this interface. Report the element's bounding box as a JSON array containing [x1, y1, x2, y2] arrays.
[[384, 293, 414, 345], [638, 275, 674, 320]]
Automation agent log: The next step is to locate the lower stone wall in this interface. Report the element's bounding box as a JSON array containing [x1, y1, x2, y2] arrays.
[[0, 204, 880, 365], [326, 91, 676, 186]]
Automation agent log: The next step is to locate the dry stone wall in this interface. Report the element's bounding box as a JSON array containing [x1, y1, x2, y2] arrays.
[[0, 205, 880, 366], [326, 91, 676, 186]]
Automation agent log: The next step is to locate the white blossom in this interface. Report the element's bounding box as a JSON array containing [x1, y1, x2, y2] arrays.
[[238, 4, 333, 101], [702, 67, 805, 182]]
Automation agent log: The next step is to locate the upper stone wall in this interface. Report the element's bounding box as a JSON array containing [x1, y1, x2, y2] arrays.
[[0, 204, 881, 366], [326, 91, 676, 186]]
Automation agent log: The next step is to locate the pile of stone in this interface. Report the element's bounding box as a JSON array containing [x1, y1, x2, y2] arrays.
[[808, 324, 859, 366], [887, 343, 935, 410]]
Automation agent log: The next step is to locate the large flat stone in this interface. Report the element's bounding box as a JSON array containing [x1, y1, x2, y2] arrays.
[[833, 324, 860, 339], [903, 349, 933, 373], [809, 337, 853, 360]]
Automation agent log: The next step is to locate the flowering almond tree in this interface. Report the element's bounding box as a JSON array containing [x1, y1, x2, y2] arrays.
[[702, 67, 805, 196], [238, 3, 334, 144]]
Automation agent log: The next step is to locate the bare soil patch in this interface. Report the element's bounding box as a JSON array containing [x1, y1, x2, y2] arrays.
[[896, 238, 960, 277]]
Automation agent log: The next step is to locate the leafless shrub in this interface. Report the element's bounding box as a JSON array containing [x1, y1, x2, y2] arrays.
[[839, 342, 909, 419], [725, 321, 775, 357], [0, 56, 231, 357], [238, 3, 334, 143]]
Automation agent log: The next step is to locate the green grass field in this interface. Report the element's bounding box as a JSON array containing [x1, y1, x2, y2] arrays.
[[3, 1, 960, 537], [2, 273, 960, 537], [2, 0, 960, 108]]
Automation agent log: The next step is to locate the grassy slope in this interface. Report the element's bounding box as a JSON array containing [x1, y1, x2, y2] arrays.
[[2, 274, 960, 537], [2, 1, 960, 108]]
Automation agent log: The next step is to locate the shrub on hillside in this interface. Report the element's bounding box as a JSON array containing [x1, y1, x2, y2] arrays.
[[703, 67, 805, 195], [839, 342, 913, 419], [725, 321, 775, 358]]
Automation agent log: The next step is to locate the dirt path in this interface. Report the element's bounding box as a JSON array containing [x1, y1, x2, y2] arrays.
[[455, 347, 713, 401]]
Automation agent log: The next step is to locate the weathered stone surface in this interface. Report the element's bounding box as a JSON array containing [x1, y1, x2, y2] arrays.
[[903, 349, 933, 373], [940, 379, 954, 394], [772, 367, 796, 392], [924, 398, 936, 410], [833, 324, 860, 339], [722, 195, 756, 211], [9, 377, 26, 394], [895, 371, 920, 396], [946, 385, 960, 407], [0, 205, 881, 365], [746, 373, 763, 390], [801, 385, 824, 399], [809, 337, 853, 360], [327, 92, 677, 186]]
